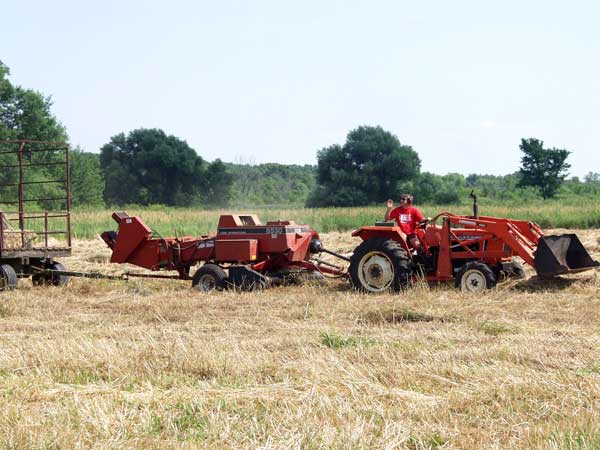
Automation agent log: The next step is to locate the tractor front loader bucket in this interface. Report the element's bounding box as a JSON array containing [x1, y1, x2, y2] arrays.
[[534, 234, 599, 277]]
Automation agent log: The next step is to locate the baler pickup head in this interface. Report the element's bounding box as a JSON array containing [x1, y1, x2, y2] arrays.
[[534, 234, 599, 277]]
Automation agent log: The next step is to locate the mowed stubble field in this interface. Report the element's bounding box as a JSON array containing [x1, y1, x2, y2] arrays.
[[1, 229, 600, 449]]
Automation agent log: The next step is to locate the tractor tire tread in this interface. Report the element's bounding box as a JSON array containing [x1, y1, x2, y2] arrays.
[[508, 261, 526, 279], [455, 261, 497, 291]]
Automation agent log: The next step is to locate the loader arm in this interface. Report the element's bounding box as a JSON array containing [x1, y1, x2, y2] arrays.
[[496, 222, 536, 267], [444, 214, 538, 266]]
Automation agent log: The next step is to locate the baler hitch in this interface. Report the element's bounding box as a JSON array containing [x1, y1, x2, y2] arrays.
[[309, 238, 351, 262]]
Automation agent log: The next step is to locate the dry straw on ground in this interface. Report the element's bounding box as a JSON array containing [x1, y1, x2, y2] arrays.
[[1, 230, 600, 449]]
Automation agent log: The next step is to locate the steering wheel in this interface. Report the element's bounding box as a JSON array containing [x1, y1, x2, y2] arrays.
[[416, 218, 432, 229]]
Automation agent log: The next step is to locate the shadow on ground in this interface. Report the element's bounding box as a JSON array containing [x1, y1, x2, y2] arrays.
[[511, 275, 590, 292]]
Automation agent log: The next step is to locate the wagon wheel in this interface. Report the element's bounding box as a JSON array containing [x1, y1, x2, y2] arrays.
[[32, 262, 70, 287], [192, 264, 228, 292], [349, 238, 412, 293], [0, 264, 18, 291], [456, 262, 497, 292]]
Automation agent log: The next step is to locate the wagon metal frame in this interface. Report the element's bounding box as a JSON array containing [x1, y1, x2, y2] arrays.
[[0, 140, 72, 289]]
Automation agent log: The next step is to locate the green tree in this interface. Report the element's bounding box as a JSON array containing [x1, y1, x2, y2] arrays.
[[100, 128, 206, 206], [228, 162, 316, 207], [518, 138, 570, 199], [403, 172, 440, 204], [0, 61, 66, 142], [465, 173, 539, 202], [204, 159, 234, 206], [308, 126, 421, 207], [435, 173, 465, 204], [583, 172, 600, 195], [401, 172, 466, 205], [70, 149, 104, 207], [100, 128, 234, 207]]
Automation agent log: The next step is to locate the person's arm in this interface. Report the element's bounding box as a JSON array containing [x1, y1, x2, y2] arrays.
[[385, 199, 394, 220], [414, 207, 424, 223]]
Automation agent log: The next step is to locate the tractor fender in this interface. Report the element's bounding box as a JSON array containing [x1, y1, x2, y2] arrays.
[[351, 226, 412, 256]]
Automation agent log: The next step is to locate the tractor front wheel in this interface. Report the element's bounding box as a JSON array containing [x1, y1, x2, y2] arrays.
[[505, 260, 526, 280], [349, 238, 412, 293], [456, 262, 497, 292], [192, 264, 227, 292], [0, 264, 18, 291]]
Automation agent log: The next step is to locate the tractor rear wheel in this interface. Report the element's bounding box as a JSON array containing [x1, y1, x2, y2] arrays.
[[349, 238, 412, 293], [0, 264, 18, 291], [456, 262, 497, 292], [192, 264, 227, 292]]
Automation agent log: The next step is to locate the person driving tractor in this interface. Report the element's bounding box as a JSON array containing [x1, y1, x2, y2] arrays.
[[385, 194, 424, 253]]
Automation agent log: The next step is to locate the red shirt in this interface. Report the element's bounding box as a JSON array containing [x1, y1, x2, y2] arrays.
[[389, 206, 424, 235]]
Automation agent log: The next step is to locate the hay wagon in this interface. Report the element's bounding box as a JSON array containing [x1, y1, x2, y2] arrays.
[[0, 140, 72, 290]]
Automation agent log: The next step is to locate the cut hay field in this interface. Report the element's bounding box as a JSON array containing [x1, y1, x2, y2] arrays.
[[1, 230, 600, 449]]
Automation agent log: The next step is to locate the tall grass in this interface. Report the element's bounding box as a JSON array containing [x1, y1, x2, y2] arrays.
[[71, 198, 600, 239]]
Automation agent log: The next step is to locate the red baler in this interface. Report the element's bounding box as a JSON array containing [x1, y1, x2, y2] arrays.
[[101, 211, 344, 291]]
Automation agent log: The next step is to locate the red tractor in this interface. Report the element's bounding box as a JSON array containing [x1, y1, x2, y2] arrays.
[[348, 205, 599, 293]]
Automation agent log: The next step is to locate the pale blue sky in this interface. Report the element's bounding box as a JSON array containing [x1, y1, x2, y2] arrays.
[[2, 0, 599, 177]]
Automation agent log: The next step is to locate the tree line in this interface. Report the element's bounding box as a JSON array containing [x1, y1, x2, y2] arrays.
[[317, 128, 598, 205], [1, 60, 597, 211]]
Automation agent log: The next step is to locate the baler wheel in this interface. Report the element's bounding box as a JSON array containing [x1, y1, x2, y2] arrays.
[[456, 262, 497, 292], [349, 238, 412, 293], [0, 264, 18, 291], [192, 264, 227, 292], [32, 262, 70, 287]]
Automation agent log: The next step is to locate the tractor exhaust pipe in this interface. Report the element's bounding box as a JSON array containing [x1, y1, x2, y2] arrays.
[[470, 190, 479, 219], [534, 234, 600, 277]]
